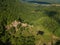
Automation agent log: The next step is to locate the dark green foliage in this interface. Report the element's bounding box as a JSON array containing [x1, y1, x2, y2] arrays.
[[20, 36, 35, 45], [0, 0, 21, 23], [0, 40, 5, 45], [45, 10, 57, 17], [55, 40, 60, 45], [0, 0, 21, 45]]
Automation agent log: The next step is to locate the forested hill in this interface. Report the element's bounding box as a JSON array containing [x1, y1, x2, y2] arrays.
[[0, 0, 60, 45], [22, 0, 60, 4], [26, 1, 51, 4]]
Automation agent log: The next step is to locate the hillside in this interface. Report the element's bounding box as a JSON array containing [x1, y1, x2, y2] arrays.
[[0, 0, 60, 45], [23, 0, 60, 4]]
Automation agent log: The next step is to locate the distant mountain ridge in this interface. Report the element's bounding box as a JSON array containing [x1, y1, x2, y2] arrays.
[[27, 1, 51, 4], [22, 0, 51, 4], [22, 0, 60, 4]]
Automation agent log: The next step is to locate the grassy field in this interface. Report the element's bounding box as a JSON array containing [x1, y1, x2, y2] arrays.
[[19, 3, 60, 45]]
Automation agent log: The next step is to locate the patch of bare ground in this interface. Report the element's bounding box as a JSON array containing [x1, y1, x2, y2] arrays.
[[36, 40, 42, 45], [47, 35, 60, 45], [52, 35, 60, 40]]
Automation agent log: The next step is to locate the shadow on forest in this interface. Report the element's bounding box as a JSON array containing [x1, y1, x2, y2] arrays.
[[0, 40, 4, 45], [45, 10, 57, 17], [0, 38, 11, 45], [45, 10, 60, 24], [55, 40, 60, 45]]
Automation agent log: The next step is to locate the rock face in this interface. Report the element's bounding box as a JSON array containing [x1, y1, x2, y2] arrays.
[[21, 23, 28, 27], [5, 20, 21, 31], [5, 20, 34, 32], [11, 20, 21, 28]]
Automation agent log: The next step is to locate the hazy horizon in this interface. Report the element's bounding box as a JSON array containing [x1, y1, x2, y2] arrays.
[[23, 0, 60, 3]]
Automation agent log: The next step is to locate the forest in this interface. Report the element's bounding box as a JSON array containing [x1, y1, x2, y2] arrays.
[[0, 0, 60, 45]]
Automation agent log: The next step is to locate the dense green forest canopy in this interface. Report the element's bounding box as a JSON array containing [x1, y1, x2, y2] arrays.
[[0, 0, 60, 45]]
